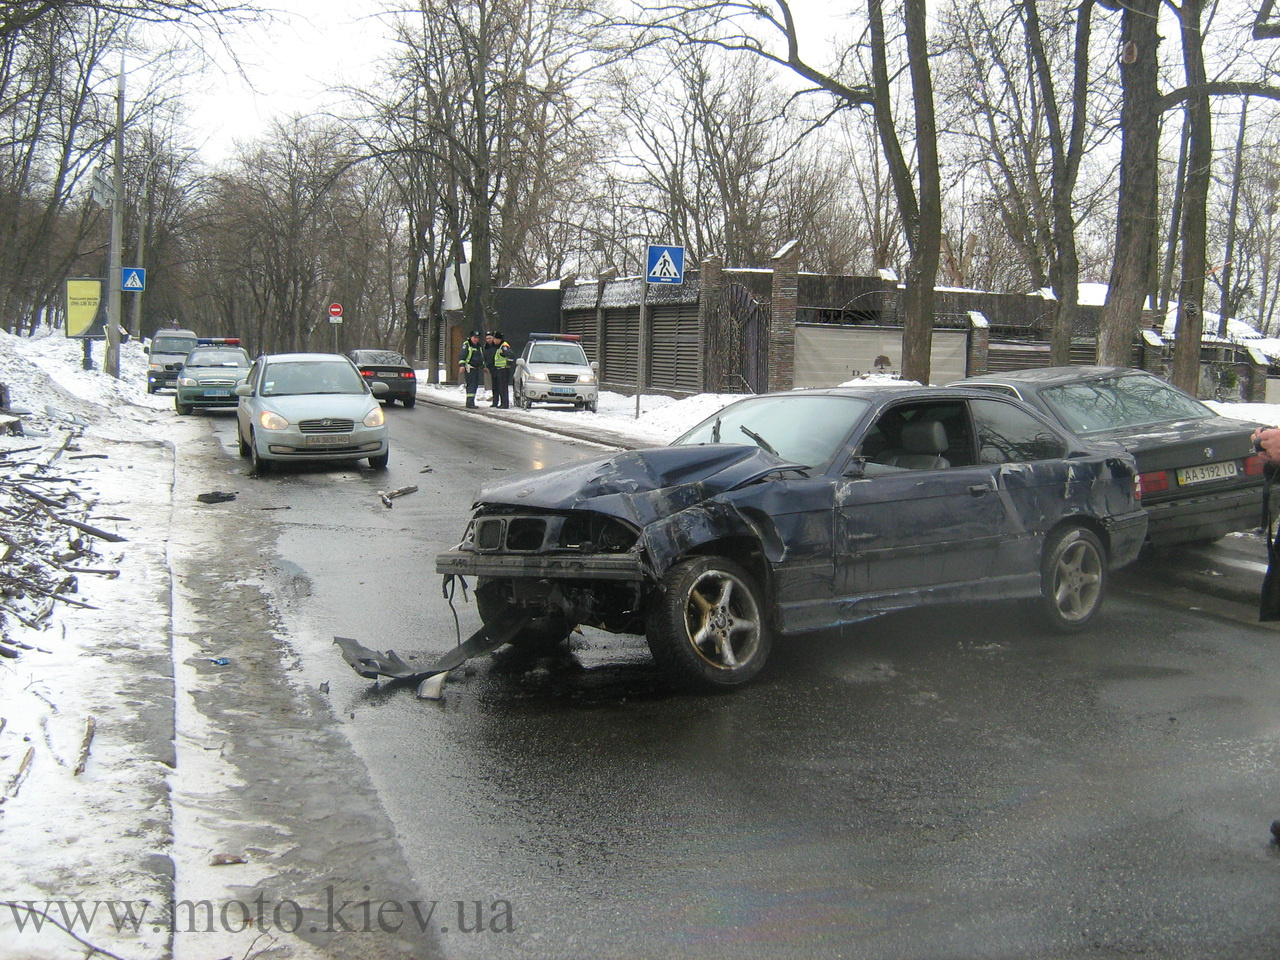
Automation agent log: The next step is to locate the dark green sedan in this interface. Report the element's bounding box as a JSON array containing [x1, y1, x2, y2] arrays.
[[175, 342, 251, 415]]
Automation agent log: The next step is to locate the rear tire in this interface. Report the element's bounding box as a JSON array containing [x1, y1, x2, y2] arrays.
[[1040, 526, 1106, 631], [476, 578, 574, 652], [403, 396, 416, 409], [646, 556, 771, 689]]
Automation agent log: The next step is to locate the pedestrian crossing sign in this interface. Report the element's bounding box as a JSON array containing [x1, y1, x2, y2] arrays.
[[646, 244, 685, 285], [122, 267, 146, 291]]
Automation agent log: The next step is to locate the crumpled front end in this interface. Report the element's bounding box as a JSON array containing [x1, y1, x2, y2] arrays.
[[435, 506, 653, 634]]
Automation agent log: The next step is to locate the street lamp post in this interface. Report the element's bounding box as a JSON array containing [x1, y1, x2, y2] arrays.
[[129, 147, 195, 340], [104, 66, 125, 379]]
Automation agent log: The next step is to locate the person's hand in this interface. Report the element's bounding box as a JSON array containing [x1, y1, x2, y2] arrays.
[[1251, 426, 1280, 464]]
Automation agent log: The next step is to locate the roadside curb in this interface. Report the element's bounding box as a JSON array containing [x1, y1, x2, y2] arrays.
[[416, 389, 649, 450]]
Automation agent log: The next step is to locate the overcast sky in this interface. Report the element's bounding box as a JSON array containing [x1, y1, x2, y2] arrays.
[[181, 0, 853, 162]]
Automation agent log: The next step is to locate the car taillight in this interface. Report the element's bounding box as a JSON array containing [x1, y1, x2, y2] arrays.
[[1138, 470, 1168, 496], [1245, 454, 1265, 476], [1133, 474, 1142, 501], [360, 370, 375, 377], [402, 371, 416, 379]]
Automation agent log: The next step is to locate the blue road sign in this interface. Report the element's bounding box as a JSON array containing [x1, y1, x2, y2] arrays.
[[122, 267, 146, 291], [646, 244, 685, 284]]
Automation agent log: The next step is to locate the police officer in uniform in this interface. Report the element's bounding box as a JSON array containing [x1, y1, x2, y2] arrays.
[[486, 330, 513, 408], [458, 331, 484, 408]]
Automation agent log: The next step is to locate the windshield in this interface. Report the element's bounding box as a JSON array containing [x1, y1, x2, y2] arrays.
[[261, 360, 365, 397], [674, 394, 871, 469], [528, 343, 589, 366], [152, 337, 197, 354], [186, 348, 249, 367], [1038, 373, 1213, 433]]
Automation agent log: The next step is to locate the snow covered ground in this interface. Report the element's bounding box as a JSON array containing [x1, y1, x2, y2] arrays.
[[0, 326, 1277, 960]]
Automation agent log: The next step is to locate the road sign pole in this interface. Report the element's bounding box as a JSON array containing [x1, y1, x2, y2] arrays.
[[637, 275, 648, 420]]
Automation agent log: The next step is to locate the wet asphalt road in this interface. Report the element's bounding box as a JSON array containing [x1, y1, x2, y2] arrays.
[[203, 403, 1280, 960]]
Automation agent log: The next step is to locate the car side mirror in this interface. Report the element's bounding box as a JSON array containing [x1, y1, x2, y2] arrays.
[[371, 382, 389, 396], [143, 345, 149, 355], [590, 361, 599, 372], [516, 358, 527, 369], [234, 383, 252, 397], [842, 456, 868, 478]]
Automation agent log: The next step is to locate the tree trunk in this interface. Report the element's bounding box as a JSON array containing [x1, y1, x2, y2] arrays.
[[870, 0, 939, 383], [1099, 0, 1161, 366], [1172, 0, 1211, 396]]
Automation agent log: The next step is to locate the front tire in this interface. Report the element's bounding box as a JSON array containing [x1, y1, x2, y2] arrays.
[[250, 431, 271, 475], [1040, 526, 1106, 631], [368, 448, 389, 470], [236, 421, 251, 457], [646, 556, 771, 689], [175, 400, 192, 415], [476, 579, 574, 652]]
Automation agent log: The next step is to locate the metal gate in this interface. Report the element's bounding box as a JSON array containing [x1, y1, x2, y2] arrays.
[[563, 310, 597, 362], [650, 301, 701, 393], [601, 307, 640, 386], [716, 284, 768, 393]]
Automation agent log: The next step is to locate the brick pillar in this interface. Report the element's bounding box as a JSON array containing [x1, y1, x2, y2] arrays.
[[966, 311, 989, 377], [699, 256, 723, 392], [769, 240, 799, 392]]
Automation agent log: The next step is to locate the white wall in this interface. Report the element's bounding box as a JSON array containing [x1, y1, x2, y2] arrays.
[[793, 325, 969, 387]]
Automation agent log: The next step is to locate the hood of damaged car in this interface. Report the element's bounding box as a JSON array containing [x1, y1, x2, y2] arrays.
[[474, 445, 806, 526]]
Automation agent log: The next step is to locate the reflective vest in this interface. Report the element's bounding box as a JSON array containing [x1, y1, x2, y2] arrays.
[[493, 342, 511, 369], [459, 342, 482, 369]]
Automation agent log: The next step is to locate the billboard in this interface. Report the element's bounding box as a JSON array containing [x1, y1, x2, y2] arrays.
[[65, 278, 106, 339]]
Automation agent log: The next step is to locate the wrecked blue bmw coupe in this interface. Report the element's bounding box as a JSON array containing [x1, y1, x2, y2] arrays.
[[435, 386, 1147, 690]]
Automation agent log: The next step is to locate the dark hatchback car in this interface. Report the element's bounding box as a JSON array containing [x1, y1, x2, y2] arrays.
[[436, 386, 1147, 690], [956, 366, 1265, 545], [348, 350, 417, 407]]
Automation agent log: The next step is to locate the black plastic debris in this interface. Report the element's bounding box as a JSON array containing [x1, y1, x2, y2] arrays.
[[196, 491, 238, 504]]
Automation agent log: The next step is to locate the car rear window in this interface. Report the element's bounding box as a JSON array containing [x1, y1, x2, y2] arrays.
[[352, 351, 408, 366], [1038, 374, 1213, 433]]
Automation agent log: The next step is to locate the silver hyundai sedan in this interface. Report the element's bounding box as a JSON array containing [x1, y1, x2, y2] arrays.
[[234, 353, 389, 474]]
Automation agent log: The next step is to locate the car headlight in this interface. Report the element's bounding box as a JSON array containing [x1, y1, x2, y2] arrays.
[[530, 370, 549, 381], [363, 406, 385, 428], [257, 410, 289, 431], [177, 376, 198, 387], [578, 373, 596, 384]]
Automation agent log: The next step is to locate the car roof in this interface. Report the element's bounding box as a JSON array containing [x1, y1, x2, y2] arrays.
[[960, 365, 1144, 387], [733, 384, 1018, 404], [260, 353, 351, 363]]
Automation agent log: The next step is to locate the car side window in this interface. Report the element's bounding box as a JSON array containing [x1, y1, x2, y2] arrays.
[[245, 360, 262, 391], [862, 401, 970, 471], [970, 398, 1067, 464]]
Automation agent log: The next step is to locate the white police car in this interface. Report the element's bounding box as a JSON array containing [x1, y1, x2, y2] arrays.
[[512, 334, 599, 412]]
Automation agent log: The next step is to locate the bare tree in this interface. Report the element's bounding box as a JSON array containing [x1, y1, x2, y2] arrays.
[[619, 0, 942, 382]]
